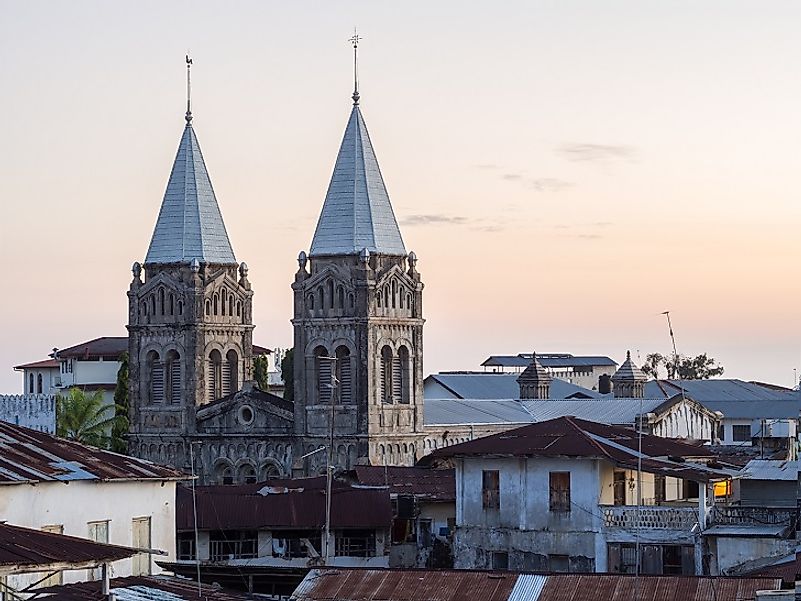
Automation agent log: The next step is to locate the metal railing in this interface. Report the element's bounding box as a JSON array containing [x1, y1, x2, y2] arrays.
[[209, 539, 258, 562], [710, 506, 797, 528]]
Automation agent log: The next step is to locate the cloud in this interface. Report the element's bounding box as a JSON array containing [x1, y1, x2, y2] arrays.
[[400, 214, 469, 227], [501, 173, 523, 181], [527, 178, 573, 192], [472, 224, 505, 233], [558, 143, 637, 162], [472, 163, 499, 170]]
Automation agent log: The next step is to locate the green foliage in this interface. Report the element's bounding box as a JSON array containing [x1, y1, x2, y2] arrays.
[[280, 348, 294, 403], [111, 352, 129, 453], [640, 352, 724, 380], [56, 387, 125, 449], [253, 354, 270, 391]]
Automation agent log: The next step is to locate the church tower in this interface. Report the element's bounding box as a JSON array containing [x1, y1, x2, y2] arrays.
[[292, 41, 425, 470], [128, 60, 254, 471]]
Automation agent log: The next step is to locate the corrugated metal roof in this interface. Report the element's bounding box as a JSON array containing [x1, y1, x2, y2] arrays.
[[535, 574, 783, 601], [482, 354, 618, 368], [310, 105, 406, 256], [0, 522, 138, 575], [292, 568, 518, 601], [40, 575, 251, 601], [703, 525, 788, 537], [522, 398, 669, 424], [145, 123, 236, 265], [176, 478, 392, 531], [427, 416, 725, 482], [291, 569, 783, 601], [740, 459, 797, 481], [424, 373, 602, 401], [0, 421, 183, 483], [351, 466, 455, 501], [645, 379, 796, 402], [425, 399, 533, 425], [695, 399, 800, 419]]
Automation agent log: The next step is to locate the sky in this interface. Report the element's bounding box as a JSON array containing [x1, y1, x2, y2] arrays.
[[1, 1, 800, 392]]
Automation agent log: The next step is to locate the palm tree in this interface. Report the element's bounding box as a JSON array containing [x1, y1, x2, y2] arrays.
[[56, 388, 121, 449]]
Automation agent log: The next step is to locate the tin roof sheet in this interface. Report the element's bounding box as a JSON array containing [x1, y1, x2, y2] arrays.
[[176, 479, 392, 531], [0, 522, 139, 575], [481, 354, 618, 368], [645, 379, 796, 402], [145, 123, 236, 265], [39, 575, 252, 601], [425, 373, 602, 401], [351, 466, 455, 501], [13, 359, 60, 370], [290, 569, 782, 601], [0, 421, 183, 484], [740, 459, 798, 481], [53, 337, 128, 359], [310, 105, 406, 256]]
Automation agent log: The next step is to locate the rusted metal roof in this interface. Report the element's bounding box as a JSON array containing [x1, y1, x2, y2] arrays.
[[351, 466, 455, 502], [0, 421, 184, 483], [292, 568, 518, 601], [534, 574, 784, 601], [426, 416, 729, 483], [0, 522, 138, 575], [39, 575, 251, 601], [176, 478, 392, 531], [290, 569, 783, 601]]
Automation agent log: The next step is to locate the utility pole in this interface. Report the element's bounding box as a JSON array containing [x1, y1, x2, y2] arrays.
[[322, 355, 338, 565]]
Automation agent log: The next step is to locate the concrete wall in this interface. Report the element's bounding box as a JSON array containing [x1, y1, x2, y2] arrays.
[[711, 536, 796, 575], [0, 479, 175, 589], [454, 456, 603, 571], [19, 368, 61, 396], [0, 395, 56, 433]]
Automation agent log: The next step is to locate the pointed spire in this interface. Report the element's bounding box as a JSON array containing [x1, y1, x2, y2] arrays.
[[309, 36, 406, 257], [349, 29, 362, 106], [144, 59, 236, 265], [185, 54, 193, 125], [517, 352, 552, 400]]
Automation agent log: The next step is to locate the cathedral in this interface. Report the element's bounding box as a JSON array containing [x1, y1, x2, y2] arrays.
[[127, 65, 425, 484]]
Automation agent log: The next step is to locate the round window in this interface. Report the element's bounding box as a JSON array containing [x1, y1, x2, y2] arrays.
[[239, 405, 254, 425]]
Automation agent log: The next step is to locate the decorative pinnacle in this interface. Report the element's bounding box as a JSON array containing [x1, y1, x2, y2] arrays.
[[349, 29, 362, 105], [185, 54, 193, 125]]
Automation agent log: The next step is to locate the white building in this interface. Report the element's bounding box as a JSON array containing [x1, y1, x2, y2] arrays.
[[0, 420, 183, 591], [480, 353, 618, 390]]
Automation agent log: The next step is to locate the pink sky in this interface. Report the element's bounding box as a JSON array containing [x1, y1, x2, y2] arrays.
[[1, 1, 799, 391]]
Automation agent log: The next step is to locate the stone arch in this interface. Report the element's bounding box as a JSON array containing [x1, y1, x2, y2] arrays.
[[259, 458, 284, 481], [214, 458, 235, 485], [237, 461, 258, 484]]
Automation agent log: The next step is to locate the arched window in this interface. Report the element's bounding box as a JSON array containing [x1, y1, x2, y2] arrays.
[[36, 373, 43, 394], [377, 291, 382, 307], [213, 294, 219, 315], [406, 294, 412, 311], [328, 281, 334, 310], [224, 350, 238, 395], [205, 300, 210, 316], [216, 463, 234, 486], [396, 346, 410, 404], [178, 300, 184, 316], [208, 350, 222, 401], [315, 346, 332, 404], [221, 292, 226, 316], [165, 350, 181, 404], [147, 351, 164, 403], [238, 464, 257, 485], [380, 346, 393, 403], [391, 280, 397, 309], [28, 373, 34, 394], [236, 301, 241, 317], [335, 346, 352, 404], [337, 286, 344, 309], [229, 294, 235, 316], [349, 293, 354, 308], [307, 293, 315, 310], [169, 293, 174, 316], [383, 287, 389, 308], [150, 295, 156, 315], [262, 463, 282, 480], [159, 288, 165, 315]]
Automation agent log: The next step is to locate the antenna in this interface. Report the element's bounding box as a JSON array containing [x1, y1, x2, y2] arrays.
[[661, 311, 679, 379], [349, 28, 362, 105], [185, 54, 193, 125]]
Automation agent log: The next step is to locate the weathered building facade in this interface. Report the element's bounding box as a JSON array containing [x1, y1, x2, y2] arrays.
[[291, 92, 425, 471]]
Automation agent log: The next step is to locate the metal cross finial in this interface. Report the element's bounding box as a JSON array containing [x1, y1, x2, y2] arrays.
[[349, 29, 362, 105], [185, 54, 193, 125]]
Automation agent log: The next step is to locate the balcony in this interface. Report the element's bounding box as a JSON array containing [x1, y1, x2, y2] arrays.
[[601, 505, 699, 530], [710, 506, 798, 531]]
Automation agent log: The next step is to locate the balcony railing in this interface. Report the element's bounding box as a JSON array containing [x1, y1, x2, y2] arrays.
[[209, 539, 258, 562], [601, 505, 699, 530], [710, 506, 798, 529]]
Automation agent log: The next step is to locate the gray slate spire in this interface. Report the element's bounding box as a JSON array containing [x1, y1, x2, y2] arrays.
[[309, 106, 406, 257], [518, 352, 552, 400], [612, 351, 647, 399], [145, 123, 236, 265]]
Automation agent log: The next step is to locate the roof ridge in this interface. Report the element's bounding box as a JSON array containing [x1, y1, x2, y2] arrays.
[[565, 416, 615, 461]]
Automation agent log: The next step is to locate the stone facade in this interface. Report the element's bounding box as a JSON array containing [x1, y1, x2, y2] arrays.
[[291, 251, 426, 471]]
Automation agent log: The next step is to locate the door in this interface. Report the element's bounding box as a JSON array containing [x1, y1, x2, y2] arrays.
[[132, 517, 152, 576], [613, 471, 627, 506]]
